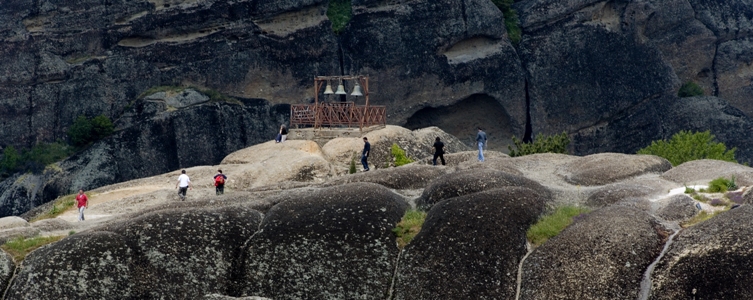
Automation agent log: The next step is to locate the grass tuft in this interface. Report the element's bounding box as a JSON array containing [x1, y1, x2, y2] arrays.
[[392, 210, 427, 249], [2, 236, 65, 262], [31, 194, 78, 222], [527, 205, 591, 247], [682, 210, 725, 228], [391, 143, 414, 167]]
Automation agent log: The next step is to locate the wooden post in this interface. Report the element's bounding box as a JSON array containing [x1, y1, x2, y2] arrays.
[[360, 76, 369, 131]]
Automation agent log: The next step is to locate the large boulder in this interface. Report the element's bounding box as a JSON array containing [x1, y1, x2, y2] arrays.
[[104, 206, 263, 299], [649, 205, 753, 299], [241, 183, 408, 299], [393, 187, 548, 299], [519, 206, 666, 300], [0, 250, 14, 294], [653, 194, 699, 222], [322, 164, 452, 190], [6, 231, 134, 300], [417, 169, 550, 209], [586, 177, 675, 208], [661, 159, 753, 186], [221, 140, 334, 188], [560, 153, 672, 186]]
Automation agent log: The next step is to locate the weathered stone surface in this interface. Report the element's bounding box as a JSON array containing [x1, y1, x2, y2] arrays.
[[417, 150, 511, 167], [417, 169, 549, 209], [145, 88, 210, 109], [649, 205, 753, 299], [322, 164, 452, 190], [30, 218, 73, 232], [6, 231, 133, 300], [394, 187, 548, 299], [520, 206, 666, 300], [653, 194, 699, 222], [203, 295, 271, 300], [0, 250, 14, 294], [241, 183, 408, 299], [560, 153, 672, 186], [661, 159, 753, 186], [586, 177, 675, 208], [345, 0, 528, 151], [0, 227, 40, 244], [103, 206, 263, 299]]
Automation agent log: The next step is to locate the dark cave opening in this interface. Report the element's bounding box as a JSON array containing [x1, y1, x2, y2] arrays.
[[404, 94, 515, 152]]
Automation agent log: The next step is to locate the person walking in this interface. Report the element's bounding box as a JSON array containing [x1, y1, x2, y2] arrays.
[[361, 137, 371, 171], [279, 124, 288, 143], [175, 169, 192, 201], [432, 137, 446, 166], [76, 189, 89, 221], [214, 169, 227, 195], [476, 127, 487, 162]]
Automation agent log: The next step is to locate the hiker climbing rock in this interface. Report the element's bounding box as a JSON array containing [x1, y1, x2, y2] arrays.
[[214, 169, 227, 195], [175, 170, 192, 201]]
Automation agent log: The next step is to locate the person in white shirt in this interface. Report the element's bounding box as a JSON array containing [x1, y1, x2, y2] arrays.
[[175, 169, 192, 201]]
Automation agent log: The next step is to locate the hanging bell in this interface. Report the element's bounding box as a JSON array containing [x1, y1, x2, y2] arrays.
[[323, 82, 334, 94], [335, 81, 347, 95], [350, 82, 363, 97]]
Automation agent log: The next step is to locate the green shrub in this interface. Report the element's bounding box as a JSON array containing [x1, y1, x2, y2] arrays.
[[2, 235, 65, 262], [67, 115, 114, 147], [392, 209, 427, 249], [707, 177, 737, 193], [508, 132, 570, 157], [678, 81, 704, 97], [391, 143, 414, 166], [349, 157, 357, 174], [637, 130, 736, 166], [684, 186, 695, 194], [327, 0, 352, 34], [1, 146, 20, 173], [527, 205, 591, 247], [492, 0, 521, 44]]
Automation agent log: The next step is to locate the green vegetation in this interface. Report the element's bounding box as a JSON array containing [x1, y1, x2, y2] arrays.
[[492, 0, 522, 44], [637, 130, 736, 166], [31, 194, 78, 222], [2, 235, 65, 262], [684, 186, 695, 194], [527, 205, 591, 247], [707, 176, 736, 193], [67, 115, 114, 147], [0, 142, 75, 176], [391, 143, 414, 166], [678, 81, 704, 98], [327, 0, 352, 34], [508, 132, 570, 157], [682, 210, 724, 228], [349, 157, 357, 174], [392, 209, 427, 249]]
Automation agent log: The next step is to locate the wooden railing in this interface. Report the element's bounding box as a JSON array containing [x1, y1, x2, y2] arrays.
[[290, 102, 386, 129]]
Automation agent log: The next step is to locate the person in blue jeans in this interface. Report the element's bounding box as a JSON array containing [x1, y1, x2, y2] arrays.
[[476, 127, 487, 162], [361, 137, 370, 171]]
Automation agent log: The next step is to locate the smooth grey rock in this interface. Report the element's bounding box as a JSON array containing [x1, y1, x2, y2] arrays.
[[241, 183, 408, 300], [661, 159, 753, 186], [0, 227, 40, 244], [561, 153, 672, 186], [417, 169, 549, 209], [520, 206, 666, 300], [393, 187, 548, 299], [649, 205, 753, 299], [0, 216, 29, 230], [654, 194, 698, 222], [30, 218, 73, 232], [322, 164, 453, 189], [203, 295, 272, 300]]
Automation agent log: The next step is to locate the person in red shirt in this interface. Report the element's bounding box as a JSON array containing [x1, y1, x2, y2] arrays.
[[76, 189, 89, 221]]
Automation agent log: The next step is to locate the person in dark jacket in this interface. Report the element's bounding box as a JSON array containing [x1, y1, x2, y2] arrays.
[[432, 137, 446, 165], [361, 137, 370, 171], [476, 127, 487, 162], [213, 169, 227, 195]]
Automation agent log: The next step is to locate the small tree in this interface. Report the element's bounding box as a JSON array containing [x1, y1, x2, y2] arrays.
[[678, 81, 704, 97], [637, 130, 736, 166], [508, 132, 570, 157], [349, 157, 357, 174], [67, 115, 93, 147], [91, 115, 114, 140]]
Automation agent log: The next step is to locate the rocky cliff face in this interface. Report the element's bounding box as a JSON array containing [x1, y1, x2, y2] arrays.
[[2, 0, 753, 215]]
